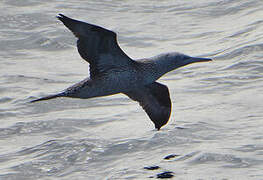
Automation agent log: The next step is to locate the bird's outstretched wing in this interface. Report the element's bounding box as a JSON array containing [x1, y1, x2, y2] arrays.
[[57, 14, 133, 78], [124, 82, 172, 130]]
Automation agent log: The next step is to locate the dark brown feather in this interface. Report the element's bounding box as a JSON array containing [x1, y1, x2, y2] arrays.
[[57, 14, 133, 78], [124, 82, 171, 130]]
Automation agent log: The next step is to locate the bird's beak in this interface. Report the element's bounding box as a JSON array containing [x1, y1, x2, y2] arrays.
[[188, 57, 212, 63]]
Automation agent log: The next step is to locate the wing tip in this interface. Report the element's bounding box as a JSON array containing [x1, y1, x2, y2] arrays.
[[56, 14, 116, 37], [57, 14, 75, 24], [29, 93, 63, 103], [56, 13, 67, 21], [56, 13, 79, 32]]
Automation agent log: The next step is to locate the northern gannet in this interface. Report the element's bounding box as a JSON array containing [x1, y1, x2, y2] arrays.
[[31, 14, 212, 130]]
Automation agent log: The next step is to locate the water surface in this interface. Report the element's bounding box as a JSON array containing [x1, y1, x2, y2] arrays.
[[1, 0, 263, 179]]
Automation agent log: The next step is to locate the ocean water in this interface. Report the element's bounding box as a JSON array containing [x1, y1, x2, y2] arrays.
[[1, 0, 263, 179]]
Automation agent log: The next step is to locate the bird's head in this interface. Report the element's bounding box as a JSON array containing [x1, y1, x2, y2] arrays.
[[157, 52, 211, 66], [152, 52, 212, 76]]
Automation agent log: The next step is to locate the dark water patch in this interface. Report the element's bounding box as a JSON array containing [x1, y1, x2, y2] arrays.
[[144, 165, 160, 170], [157, 171, 174, 179], [163, 154, 179, 160], [174, 126, 186, 130]]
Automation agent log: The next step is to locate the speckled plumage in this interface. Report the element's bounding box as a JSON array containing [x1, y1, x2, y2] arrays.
[[31, 14, 212, 130]]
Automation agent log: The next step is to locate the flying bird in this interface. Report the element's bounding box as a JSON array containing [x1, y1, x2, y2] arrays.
[[31, 14, 212, 130]]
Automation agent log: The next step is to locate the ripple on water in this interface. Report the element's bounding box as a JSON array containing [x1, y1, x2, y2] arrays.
[[0, 139, 95, 179], [190, 152, 263, 168], [215, 43, 263, 60]]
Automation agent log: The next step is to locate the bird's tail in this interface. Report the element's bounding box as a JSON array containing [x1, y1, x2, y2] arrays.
[[30, 93, 64, 103]]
